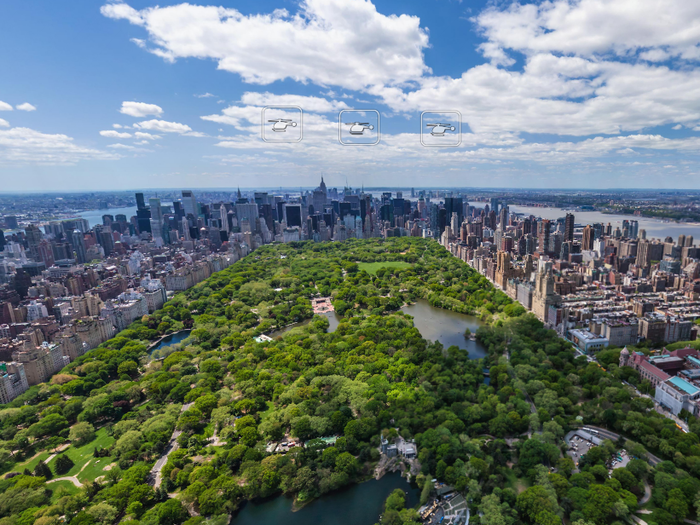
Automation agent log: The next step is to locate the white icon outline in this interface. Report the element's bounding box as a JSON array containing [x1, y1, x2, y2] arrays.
[[338, 109, 380, 146], [262, 106, 303, 143], [420, 110, 461, 147]]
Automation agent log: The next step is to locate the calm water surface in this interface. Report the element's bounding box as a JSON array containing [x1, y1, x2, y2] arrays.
[[78, 206, 138, 227], [231, 472, 418, 525], [150, 330, 192, 352], [401, 299, 486, 359]]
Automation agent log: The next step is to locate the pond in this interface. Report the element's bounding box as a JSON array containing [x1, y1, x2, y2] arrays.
[[149, 330, 192, 353], [231, 471, 419, 525], [401, 299, 486, 360], [269, 311, 342, 338]]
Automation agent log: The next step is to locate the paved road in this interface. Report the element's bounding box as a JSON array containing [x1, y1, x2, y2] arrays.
[[150, 402, 193, 488], [640, 481, 652, 505], [577, 426, 662, 466]]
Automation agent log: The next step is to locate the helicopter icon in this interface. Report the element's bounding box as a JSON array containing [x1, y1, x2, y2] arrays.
[[426, 123, 456, 136], [345, 122, 374, 135], [268, 119, 298, 132]]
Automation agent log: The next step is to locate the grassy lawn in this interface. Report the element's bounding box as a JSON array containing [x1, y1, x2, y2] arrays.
[[60, 427, 115, 482], [358, 261, 413, 275], [15, 450, 51, 473], [49, 480, 81, 500]]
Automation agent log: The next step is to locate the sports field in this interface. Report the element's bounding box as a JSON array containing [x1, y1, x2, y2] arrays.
[[358, 261, 413, 275]]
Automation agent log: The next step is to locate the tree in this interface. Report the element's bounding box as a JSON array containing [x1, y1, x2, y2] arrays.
[[54, 454, 75, 475], [335, 452, 359, 476], [516, 485, 556, 522], [117, 360, 139, 378], [34, 459, 53, 480], [69, 421, 96, 447], [86, 502, 118, 524]]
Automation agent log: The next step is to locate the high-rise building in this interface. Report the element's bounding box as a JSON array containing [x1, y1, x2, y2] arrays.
[[71, 230, 87, 264], [285, 204, 302, 228], [135, 192, 146, 210], [564, 213, 575, 242], [582, 225, 595, 251], [182, 190, 198, 218], [444, 197, 463, 228], [149, 198, 164, 246], [537, 220, 551, 254]]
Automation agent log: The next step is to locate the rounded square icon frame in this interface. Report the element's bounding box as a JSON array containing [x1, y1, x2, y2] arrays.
[[420, 110, 462, 147], [262, 106, 303, 143], [338, 109, 381, 146]]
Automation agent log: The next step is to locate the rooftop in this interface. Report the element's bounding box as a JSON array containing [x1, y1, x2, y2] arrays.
[[668, 376, 700, 396]]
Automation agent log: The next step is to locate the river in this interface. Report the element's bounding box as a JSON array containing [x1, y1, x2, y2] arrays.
[[470, 202, 699, 240], [231, 471, 418, 525], [78, 206, 138, 227], [401, 299, 486, 360]]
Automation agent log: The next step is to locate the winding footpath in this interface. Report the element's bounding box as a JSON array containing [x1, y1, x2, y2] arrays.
[[150, 402, 193, 488]]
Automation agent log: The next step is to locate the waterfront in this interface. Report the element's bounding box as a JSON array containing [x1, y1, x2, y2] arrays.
[[401, 299, 486, 359], [78, 206, 138, 227], [469, 202, 699, 240], [231, 471, 418, 525]]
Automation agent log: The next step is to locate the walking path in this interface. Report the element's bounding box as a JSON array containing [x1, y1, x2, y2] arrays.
[[47, 458, 93, 488], [150, 402, 193, 488]]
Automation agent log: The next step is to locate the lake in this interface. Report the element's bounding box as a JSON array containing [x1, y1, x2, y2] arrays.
[[150, 330, 192, 353], [401, 299, 486, 360], [269, 311, 342, 338], [231, 471, 418, 525], [470, 201, 699, 241]]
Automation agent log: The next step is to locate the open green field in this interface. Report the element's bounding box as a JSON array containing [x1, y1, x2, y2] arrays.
[[63, 427, 116, 482], [49, 480, 81, 500], [358, 261, 413, 275]]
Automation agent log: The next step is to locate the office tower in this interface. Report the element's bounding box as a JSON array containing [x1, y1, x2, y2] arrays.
[[605, 223, 612, 236], [135, 192, 146, 210], [182, 190, 198, 218], [582, 225, 595, 251], [4, 216, 18, 229], [284, 204, 302, 228], [490, 197, 499, 215], [537, 220, 550, 254], [24, 224, 43, 261], [235, 202, 260, 231], [444, 197, 463, 227], [71, 230, 87, 263], [149, 198, 164, 245], [173, 201, 184, 221], [564, 213, 575, 242], [0, 229, 4, 251], [498, 207, 508, 231], [219, 204, 229, 233]]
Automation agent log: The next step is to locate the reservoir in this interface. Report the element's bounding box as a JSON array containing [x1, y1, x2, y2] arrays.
[[401, 299, 486, 359], [231, 471, 418, 525]]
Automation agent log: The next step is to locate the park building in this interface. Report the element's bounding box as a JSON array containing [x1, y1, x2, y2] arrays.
[[655, 377, 700, 416]]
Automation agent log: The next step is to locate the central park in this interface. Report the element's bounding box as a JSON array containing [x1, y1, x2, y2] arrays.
[[0, 238, 697, 525]]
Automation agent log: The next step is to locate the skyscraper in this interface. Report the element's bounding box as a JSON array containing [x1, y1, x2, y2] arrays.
[[537, 220, 551, 254], [71, 230, 87, 264], [182, 190, 198, 218], [149, 198, 164, 246], [582, 225, 595, 251], [564, 213, 575, 242], [135, 192, 146, 210]]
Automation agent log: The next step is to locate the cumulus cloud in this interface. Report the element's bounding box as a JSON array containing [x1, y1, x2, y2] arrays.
[[194, 93, 216, 98], [240, 92, 349, 112], [100, 130, 132, 138], [0, 127, 118, 165], [134, 119, 192, 133], [134, 131, 161, 140], [0, 119, 9, 128], [16, 103, 36, 111], [101, 0, 430, 89], [0, 101, 12, 111], [120, 101, 163, 118]]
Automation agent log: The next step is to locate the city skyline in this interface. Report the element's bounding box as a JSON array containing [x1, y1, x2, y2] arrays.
[[3, 0, 700, 190]]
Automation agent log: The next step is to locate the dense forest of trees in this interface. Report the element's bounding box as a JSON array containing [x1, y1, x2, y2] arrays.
[[0, 238, 697, 525]]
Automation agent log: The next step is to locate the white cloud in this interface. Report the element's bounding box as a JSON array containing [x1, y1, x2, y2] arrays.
[[240, 92, 349, 112], [0, 101, 12, 111], [474, 0, 700, 60], [101, 0, 430, 89], [0, 127, 118, 165], [134, 119, 192, 133], [113, 123, 123, 129], [16, 103, 36, 112], [134, 131, 161, 140], [108, 143, 136, 149], [194, 93, 216, 98], [0, 119, 9, 128], [120, 101, 163, 118], [100, 130, 132, 138]]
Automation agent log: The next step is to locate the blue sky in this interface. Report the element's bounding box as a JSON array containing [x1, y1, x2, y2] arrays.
[[2, 0, 700, 191]]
